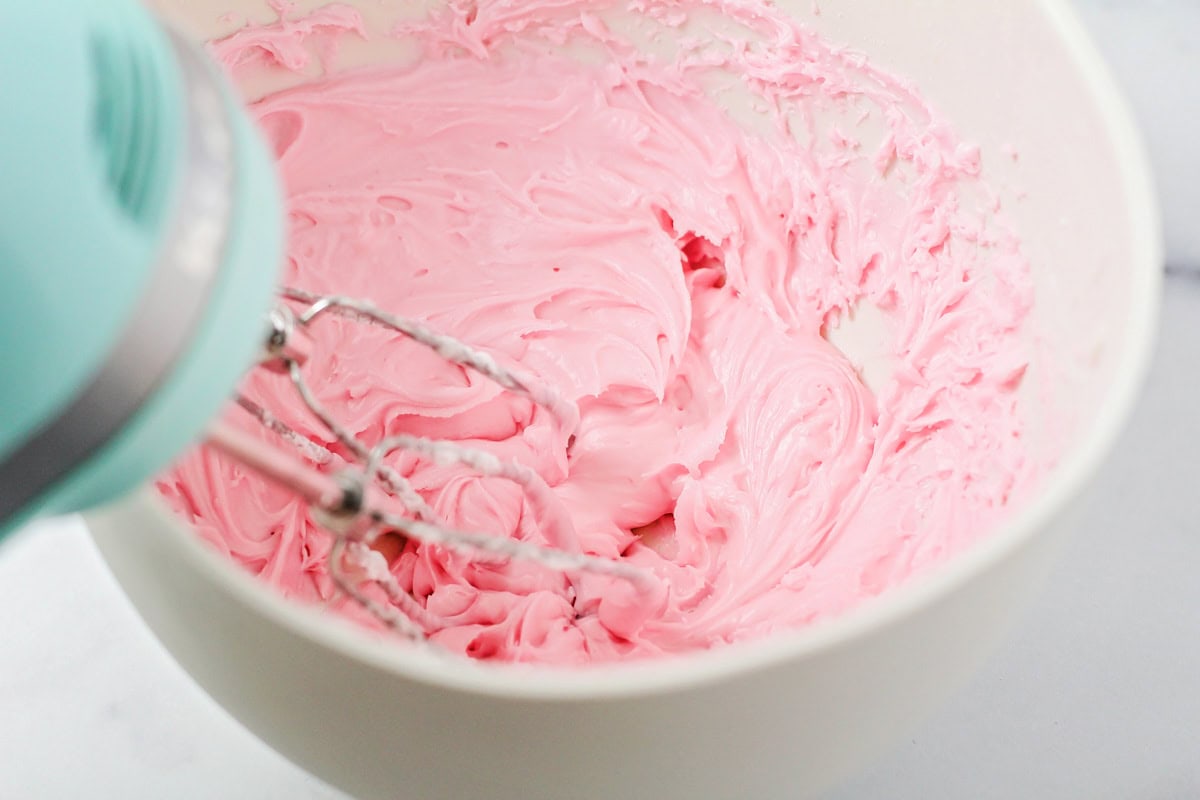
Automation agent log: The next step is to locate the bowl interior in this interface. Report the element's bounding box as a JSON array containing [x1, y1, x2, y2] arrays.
[[135, 0, 1159, 693]]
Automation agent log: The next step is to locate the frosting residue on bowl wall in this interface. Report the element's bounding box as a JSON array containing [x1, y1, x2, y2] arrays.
[[158, 0, 1042, 663]]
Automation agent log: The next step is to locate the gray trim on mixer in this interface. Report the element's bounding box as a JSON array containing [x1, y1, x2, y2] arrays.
[[0, 31, 235, 527]]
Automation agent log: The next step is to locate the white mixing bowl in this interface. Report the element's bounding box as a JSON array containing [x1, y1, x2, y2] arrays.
[[88, 1, 1160, 798]]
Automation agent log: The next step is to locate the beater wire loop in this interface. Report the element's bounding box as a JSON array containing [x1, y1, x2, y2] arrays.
[[327, 537, 429, 638], [280, 286, 578, 431]]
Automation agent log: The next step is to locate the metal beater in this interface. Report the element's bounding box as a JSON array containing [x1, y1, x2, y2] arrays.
[[211, 289, 646, 638]]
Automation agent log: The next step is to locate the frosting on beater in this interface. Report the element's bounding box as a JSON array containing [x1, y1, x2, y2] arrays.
[[159, 0, 1040, 663]]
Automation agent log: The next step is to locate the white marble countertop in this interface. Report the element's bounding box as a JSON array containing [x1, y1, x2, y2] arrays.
[[1084, 0, 1200, 269], [2, 2, 1198, 797]]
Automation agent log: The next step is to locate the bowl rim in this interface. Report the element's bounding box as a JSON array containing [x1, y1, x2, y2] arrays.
[[110, 0, 1164, 701]]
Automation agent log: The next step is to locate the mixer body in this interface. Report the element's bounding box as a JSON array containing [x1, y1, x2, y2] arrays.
[[0, 0, 283, 537]]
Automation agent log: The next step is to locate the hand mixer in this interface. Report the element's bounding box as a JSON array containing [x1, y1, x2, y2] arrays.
[[0, 0, 642, 640]]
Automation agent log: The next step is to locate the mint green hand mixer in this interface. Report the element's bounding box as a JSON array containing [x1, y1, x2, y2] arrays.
[[0, 0, 638, 639]]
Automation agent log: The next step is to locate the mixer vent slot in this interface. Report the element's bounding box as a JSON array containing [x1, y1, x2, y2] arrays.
[[89, 31, 167, 226]]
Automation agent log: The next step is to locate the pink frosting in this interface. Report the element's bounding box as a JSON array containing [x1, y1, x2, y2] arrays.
[[158, 0, 1039, 663]]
